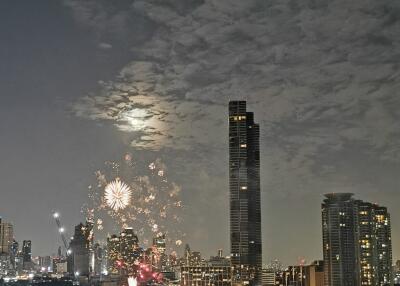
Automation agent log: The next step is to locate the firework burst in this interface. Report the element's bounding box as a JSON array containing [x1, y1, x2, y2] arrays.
[[104, 178, 132, 211], [87, 155, 185, 252]]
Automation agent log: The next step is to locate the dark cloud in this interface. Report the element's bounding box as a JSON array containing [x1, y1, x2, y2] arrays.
[[67, 0, 400, 263]]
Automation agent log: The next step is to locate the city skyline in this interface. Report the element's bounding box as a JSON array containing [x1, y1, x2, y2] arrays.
[[0, 0, 400, 267]]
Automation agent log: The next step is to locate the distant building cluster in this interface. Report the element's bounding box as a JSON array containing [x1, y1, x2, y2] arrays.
[[0, 218, 37, 277]]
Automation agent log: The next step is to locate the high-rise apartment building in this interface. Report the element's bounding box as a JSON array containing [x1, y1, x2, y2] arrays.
[[93, 243, 106, 275], [69, 221, 93, 276], [322, 193, 393, 286], [120, 227, 139, 271], [22, 240, 33, 271], [357, 202, 392, 286], [106, 227, 140, 275], [374, 207, 392, 286], [229, 101, 262, 284], [153, 233, 167, 271], [0, 218, 13, 254], [107, 234, 121, 274], [322, 193, 358, 286], [22, 240, 32, 263]]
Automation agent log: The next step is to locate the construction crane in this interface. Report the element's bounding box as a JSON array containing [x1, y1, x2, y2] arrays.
[[52, 211, 69, 255]]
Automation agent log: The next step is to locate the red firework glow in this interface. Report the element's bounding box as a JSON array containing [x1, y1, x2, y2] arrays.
[[117, 260, 162, 285], [136, 263, 163, 284]]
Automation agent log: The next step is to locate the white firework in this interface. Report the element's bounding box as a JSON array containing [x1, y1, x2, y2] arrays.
[[104, 178, 132, 211]]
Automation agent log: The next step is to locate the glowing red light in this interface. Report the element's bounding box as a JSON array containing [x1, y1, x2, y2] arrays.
[[116, 260, 123, 267]]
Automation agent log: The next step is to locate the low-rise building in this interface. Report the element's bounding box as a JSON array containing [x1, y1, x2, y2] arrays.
[[181, 266, 232, 286]]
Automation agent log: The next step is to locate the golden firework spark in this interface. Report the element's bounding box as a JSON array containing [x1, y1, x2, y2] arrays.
[[104, 178, 132, 211]]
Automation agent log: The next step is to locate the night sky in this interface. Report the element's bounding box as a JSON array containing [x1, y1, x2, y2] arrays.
[[1, 0, 399, 265]]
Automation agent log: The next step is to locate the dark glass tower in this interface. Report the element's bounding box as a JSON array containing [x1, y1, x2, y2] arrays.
[[69, 221, 93, 276], [229, 101, 262, 285], [322, 193, 358, 286], [22, 240, 32, 263]]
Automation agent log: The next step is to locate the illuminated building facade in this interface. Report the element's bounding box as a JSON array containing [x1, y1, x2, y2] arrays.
[[357, 202, 376, 286], [22, 240, 32, 263], [264, 261, 324, 286], [152, 233, 167, 271], [374, 207, 392, 286], [261, 269, 276, 286], [322, 194, 393, 286], [0, 253, 12, 276], [39, 256, 52, 272], [304, 261, 324, 286], [209, 250, 230, 267], [0, 219, 13, 254], [107, 234, 121, 274], [120, 228, 139, 271], [229, 101, 262, 284], [322, 193, 359, 286], [53, 257, 68, 274], [357, 203, 392, 286], [106, 228, 140, 275], [9, 240, 18, 271], [22, 240, 33, 270], [181, 266, 232, 286], [0, 219, 14, 276]]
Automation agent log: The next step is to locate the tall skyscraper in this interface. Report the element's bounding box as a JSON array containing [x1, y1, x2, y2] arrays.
[[153, 233, 167, 271], [107, 234, 121, 274], [106, 227, 140, 275], [322, 193, 393, 286], [357, 203, 392, 286], [0, 220, 13, 276], [229, 101, 262, 284], [120, 227, 139, 272], [22, 240, 33, 271], [69, 221, 93, 276], [322, 193, 358, 286], [93, 243, 106, 275], [22, 240, 32, 263], [0, 218, 13, 254]]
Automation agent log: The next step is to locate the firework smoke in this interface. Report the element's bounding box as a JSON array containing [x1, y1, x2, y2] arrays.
[[87, 154, 185, 252]]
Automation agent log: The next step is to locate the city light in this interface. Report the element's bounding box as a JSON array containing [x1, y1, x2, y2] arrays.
[[128, 276, 137, 286]]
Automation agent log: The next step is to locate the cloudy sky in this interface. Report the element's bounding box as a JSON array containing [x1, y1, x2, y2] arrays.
[[1, 0, 399, 265]]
